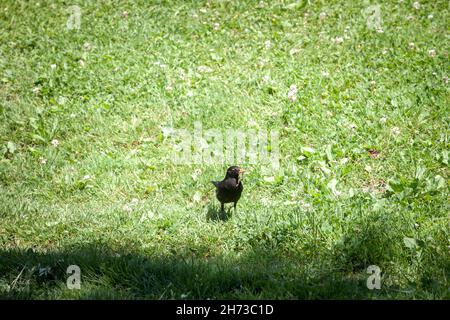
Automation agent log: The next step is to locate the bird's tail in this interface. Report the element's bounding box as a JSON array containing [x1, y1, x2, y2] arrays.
[[211, 181, 219, 188]]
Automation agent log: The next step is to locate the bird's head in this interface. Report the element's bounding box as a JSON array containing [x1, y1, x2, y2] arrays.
[[225, 166, 245, 180]]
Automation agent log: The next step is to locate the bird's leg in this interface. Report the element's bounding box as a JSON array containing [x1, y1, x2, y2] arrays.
[[221, 203, 224, 212], [233, 202, 237, 213]]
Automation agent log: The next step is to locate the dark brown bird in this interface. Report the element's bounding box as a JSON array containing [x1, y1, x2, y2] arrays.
[[211, 166, 245, 212]]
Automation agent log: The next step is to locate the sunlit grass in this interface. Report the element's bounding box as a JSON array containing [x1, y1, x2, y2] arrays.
[[0, 0, 448, 299]]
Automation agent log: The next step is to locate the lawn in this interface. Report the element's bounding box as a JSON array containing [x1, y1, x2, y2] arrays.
[[0, 0, 449, 299]]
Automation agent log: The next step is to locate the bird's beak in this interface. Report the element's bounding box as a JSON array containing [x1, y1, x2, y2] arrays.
[[238, 168, 245, 174]]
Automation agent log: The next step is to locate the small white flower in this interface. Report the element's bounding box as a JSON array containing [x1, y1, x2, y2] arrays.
[[197, 65, 212, 73], [213, 22, 220, 30], [319, 12, 327, 20], [412, 1, 420, 10], [79, 59, 85, 67], [302, 202, 312, 209], [50, 64, 56, 70], [287, 84, 298, 102], [380, 116, 388, 124], [376, 27, 384, 33], [123, 204, 133, 213], [382, 48, 388, 55], [32, 87, 40, 95], [264, 40, 271, 49], [391, 127, 401, 135], [122, 11, 129, 18], [154, 61, 167, 69], [334, 36, 344, 44], [83, 42, 91, 50], [262, 74, 270, 82], [289, 47, 301, 55], [322, 70, 329, 77], [186, 90, 194, 97], [443, 75, 448, 85], [51, 139, 59, 147], [247, 119, 258, 127], [408, 42, 415, 50], [39, 157, 47, 164], [428, 14, 433, 19], [193, 191, 202, 203], [191, 169, 202, 181], [199, 7, 207, 14], [428, 49, 436, 57]]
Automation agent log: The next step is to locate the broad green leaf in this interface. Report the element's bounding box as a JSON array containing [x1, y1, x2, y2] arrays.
[[403, 237, 417, 249]]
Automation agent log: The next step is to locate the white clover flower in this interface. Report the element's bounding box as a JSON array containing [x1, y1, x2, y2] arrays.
[[287, 84, 298, 102], [319, 12, 327, 20], [51, 139, 59, 147], [322, 70, 330, 77], [264, 40, 271, 49], [39, 157, 47, 165], [428, 49, 436, 57], [122, 11, 129, 18], [391, 127, 401, 135], [247, 119, 258, 127], [408, 42, 415, 50], [193, 191, 202, 203], [262, 74, 270, 82], [334, 36, 344, 44], [213, 22, 220, 30], [83, 42, 91, 50], [50, 64, 56, 70], [289, 47, 301, 55], [197, 65, 212, 73], [412, 1, 420, 10], [123, 204, 132, 213], [428, 14, 433, 19], [191, 169, 202, 181]]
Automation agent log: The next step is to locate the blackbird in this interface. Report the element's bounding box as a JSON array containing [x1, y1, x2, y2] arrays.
[[211, 166, 245, 212]]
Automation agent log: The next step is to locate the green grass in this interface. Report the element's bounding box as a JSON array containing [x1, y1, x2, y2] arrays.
[[0, 0, 449, 299]]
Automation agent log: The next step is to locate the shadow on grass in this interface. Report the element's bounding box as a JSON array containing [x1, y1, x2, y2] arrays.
[[206, 204, 232, 222], [1, 210, 447, 299], [0, 242, 385, 300]]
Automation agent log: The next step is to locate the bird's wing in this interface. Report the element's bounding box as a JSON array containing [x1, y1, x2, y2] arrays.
[[221, 178, 240, 190]]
